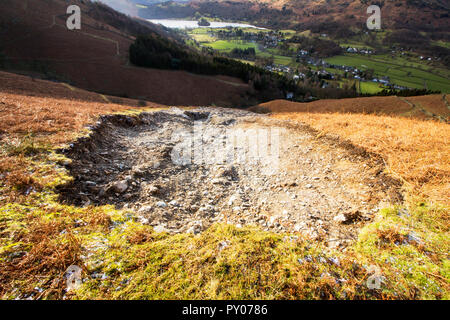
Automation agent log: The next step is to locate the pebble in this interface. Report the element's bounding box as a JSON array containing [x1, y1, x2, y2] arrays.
[[333, 213, 347, 223]]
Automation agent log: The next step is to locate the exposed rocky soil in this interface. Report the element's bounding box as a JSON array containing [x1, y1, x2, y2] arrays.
[[58, 108, 402, 248]]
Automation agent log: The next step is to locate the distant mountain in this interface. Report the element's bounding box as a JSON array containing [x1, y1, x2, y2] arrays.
[[0, 0, 260, 106]]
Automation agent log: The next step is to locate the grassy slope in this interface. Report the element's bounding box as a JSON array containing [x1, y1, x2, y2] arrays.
[[359, 81, 383, 94], [325, 55, 450, 93], [0, 73, 449, 299]]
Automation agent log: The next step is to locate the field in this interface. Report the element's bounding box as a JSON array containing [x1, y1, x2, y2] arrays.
[[196, 38, 295, 66], [432, 41, 450, 49], [261, 49, 294, 65], [326, 54, 450, 93], [255, 95, 450, 203], [339, 42, 375, 50], [1, 71, 449, 300], [0, 0, 252, 107]]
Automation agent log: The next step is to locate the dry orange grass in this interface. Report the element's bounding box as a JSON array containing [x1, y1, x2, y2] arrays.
[[0, 213, 83, 299], [258, 96, 413, 115], [271, 112, 450, 204], [0, 93, 129, 144]]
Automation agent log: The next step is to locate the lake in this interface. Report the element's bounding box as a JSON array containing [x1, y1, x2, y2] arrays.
[[147, 19, 266, 30]]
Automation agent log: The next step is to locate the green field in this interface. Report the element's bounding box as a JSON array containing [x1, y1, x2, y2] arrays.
[[326, 54, 450, 93], [188, 27, 271, 35], [186, 27, 450, 92], [259, 52, 294, 65], [339, 42, 375, 50]]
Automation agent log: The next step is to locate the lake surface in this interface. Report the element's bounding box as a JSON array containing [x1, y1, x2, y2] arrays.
[[148, 19, 266, 30]]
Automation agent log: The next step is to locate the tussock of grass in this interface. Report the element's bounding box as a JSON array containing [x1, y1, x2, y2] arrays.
[[2, 189, 447, 299]]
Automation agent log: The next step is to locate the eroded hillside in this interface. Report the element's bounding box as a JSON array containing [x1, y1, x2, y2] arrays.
[[0, 71, 448, 300]]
